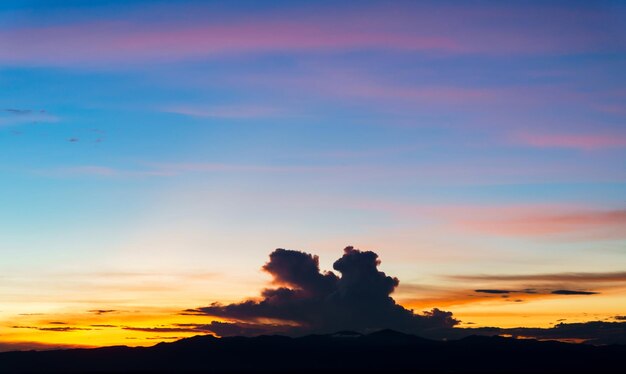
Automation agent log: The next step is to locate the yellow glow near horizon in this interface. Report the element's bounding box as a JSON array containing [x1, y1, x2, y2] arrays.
[[2, 288, 624, 350], [1, 308, 220, 349]]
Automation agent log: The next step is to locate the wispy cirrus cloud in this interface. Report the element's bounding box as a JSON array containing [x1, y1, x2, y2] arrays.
[[162, 105, 281, 119], [0, 109, 58, 127], [512, 131, 626, 150], [343, 201, 626, 240], [12, 325, 92, 332], [460, 209, 626, 239], [1, 3, 624, 67], [431, 205, 626, 240], [439, 270, 625, 303], [448, 271, 626, 283], [397, 270, 625, 310], [0, 19, 456, 66]]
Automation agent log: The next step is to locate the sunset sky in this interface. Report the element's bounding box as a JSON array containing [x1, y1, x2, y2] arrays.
[[1, 0, 625, 350]]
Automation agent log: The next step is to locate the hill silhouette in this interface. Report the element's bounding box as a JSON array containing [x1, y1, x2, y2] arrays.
[[0, 330, 624, 373]]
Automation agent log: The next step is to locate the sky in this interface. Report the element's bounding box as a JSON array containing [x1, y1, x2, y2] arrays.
[[0, 0, 625, 350]]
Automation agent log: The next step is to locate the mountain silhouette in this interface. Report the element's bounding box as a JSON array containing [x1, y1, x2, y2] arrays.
[[0, 330, 623, 373]]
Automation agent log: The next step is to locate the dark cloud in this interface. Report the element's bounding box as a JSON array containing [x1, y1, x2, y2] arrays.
[[90, 324, 118, 328], [88, 309, 117, 315], [503, 321, 626, 345], [47, 322, 67, 325], [614, 316, 626, 321], [121, 322, 283, 337], [187, 247, 459, 337], [12, 326, 91, 332], [0, 341, 86, 352], [37, 327, 92, 332], [473, 288, 597, 296], [449, 271, 626, 282], [551, 290, 599, 295], [197, 321, 284, 337], [4, 109, 33, 115], [447, 271, 616, 300], [123, 326, 199, 333], [68, 137, 79, 142], [474, 289, 511, 294], [447, 321, 626, 345]]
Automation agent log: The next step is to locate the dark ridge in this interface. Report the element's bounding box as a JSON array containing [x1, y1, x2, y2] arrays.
[[0, 330, 624, 373], [330, 330, 362, 337]]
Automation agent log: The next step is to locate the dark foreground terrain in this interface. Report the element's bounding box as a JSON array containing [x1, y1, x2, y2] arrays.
[[0, 330, 624, 373]]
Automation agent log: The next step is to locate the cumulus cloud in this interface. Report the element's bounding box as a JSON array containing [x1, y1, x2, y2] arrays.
[[186, 247, 459, 337]]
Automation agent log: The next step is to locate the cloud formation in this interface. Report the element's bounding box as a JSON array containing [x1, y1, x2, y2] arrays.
[[453, 207, 626, 239], [460, 321, 626, 345], [87, 309, 117, 315], [474, 289, 511, 294], [473, 288, 599, 296], [0, 108, 57, 127], [551, 290, 599, 295], [186, 247, 459, 337], [513, 132, 626, 150], [2, 2, 624, 67], [12, 326, 92, 332], [450, 271, 626, 283]]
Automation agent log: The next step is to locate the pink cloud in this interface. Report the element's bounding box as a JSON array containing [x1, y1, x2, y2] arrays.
[[0, 20, 458, 66], [513, 132, 626, 150], [335, 201, 626, 240], [225, 66, 615, 119], [439, 205, 626, 240], [1, 4, 623, 66]]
